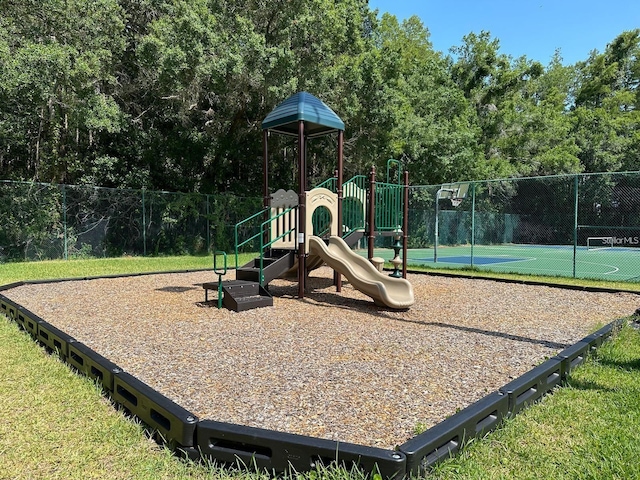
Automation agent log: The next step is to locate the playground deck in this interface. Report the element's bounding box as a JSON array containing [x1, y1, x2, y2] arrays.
[[4, 268, 638, 449]]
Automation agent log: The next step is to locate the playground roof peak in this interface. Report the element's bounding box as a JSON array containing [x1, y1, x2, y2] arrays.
[[262, 91, 344, 137]]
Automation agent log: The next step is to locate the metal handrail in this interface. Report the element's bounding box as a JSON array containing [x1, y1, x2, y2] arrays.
[[235, 173, 375, 279], [234, 207, 269, 268], [257, 207, 297, 284], [314, 177, 337, 191], [234, 206, 297, 284]]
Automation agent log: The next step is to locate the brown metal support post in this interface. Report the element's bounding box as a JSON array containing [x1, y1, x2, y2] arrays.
[[403, 170, 409, 279], [297, 121, 306, 299], [333, 167, 340, 285], [335, 130, 344, 292], [368, 166, 376, 260], [263, 130, 270, 247]]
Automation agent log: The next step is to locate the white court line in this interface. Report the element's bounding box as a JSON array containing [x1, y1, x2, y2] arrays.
[[407, 251, 623, 276], [577, 260, 620, 275]]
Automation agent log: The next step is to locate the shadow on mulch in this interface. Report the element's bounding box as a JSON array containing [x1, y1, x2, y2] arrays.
[[156, 286, 198, 293]]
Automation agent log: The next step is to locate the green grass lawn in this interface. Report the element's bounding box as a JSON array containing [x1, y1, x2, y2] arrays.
[[0, 254, 256, 286], [1, 256, 639, 479]]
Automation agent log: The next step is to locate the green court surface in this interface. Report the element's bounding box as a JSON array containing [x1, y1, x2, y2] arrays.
[[365, 244, 640, 282]]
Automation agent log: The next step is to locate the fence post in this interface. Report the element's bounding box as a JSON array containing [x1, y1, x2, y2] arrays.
[[62, 184, 68, 260], [470, 182, 476, 268], [206, 194, 211, 254], [572, 174, 579, 278], [142, 189, 147, 257], [434, 187, 440, 263]]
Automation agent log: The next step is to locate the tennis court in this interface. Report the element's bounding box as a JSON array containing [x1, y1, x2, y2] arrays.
[[367, 244, 640, 282]]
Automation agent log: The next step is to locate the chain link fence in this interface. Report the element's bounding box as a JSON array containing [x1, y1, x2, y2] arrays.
[[0, 181, 261, 261], [407, 171, 640, 282], [2, 172, 640, 282]]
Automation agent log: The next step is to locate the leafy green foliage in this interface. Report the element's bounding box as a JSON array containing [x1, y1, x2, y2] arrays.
[[1, 2, 638, 195]]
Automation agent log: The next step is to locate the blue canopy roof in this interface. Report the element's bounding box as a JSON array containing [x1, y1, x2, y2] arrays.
[[261, 91, 344, 137]]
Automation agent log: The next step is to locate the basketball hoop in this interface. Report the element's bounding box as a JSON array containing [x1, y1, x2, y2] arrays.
[[438, 182, 469, 207]]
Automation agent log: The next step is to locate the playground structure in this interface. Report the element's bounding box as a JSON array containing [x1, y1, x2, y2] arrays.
[[206, 92, 414, 311]]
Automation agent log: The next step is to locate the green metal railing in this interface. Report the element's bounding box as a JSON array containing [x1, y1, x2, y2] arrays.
[[375, 181, 403, 232], [314, 177, 337, 192], [234, 206, 297, 285], [233, 174, 371, 275], [310, 175, 368, 238], [386, 159, 404, 185], [341, 175, 368, 237], [311, 173, 401, 237], [234, 207, 269, 269]]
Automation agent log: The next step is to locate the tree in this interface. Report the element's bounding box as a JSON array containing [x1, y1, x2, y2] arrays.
[[365, 14, 483, 185], [571, 30, 640, 173], [450, 31, 553, 177], [496, 53, 581, 176], [0, 0, 127, 183]]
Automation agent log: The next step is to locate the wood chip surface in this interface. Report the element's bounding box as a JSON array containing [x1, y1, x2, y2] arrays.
[[4, 268, 639, 449]]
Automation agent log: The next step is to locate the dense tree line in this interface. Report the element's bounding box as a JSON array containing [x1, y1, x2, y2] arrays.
[[1, 0, 639, 195]]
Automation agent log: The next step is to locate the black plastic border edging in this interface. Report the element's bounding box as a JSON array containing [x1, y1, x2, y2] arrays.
[[0, 289, 407, 477], [399, 391, 509, 475], [397, 318, 626, 477], [113, 371, 199, 448], [196, 420, 406, 477], [16, 268, 213, 286], [0, 281, 25, 292], [0, 291, 201, 448], [0, 281, 631, 478], [67, 339, 122, 392], [36, 319, 75, 360]]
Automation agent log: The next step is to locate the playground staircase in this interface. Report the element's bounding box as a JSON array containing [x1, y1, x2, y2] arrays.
[[209, 250, 294, 313], [219, 280, 273, 312], [236, 249, 296, 284]]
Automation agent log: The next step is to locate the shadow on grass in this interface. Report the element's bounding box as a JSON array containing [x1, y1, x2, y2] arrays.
[[595, 357, 640, 371], [565, 377, 617, 393]]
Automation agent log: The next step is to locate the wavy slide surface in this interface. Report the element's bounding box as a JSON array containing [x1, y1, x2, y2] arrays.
[[308, 235, 414, 309]]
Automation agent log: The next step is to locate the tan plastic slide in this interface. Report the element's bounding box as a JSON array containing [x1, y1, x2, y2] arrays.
[[307, 235, 414, 309]]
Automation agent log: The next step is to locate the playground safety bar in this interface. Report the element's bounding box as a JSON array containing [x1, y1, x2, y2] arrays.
[[0, 281, 626, 479]]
